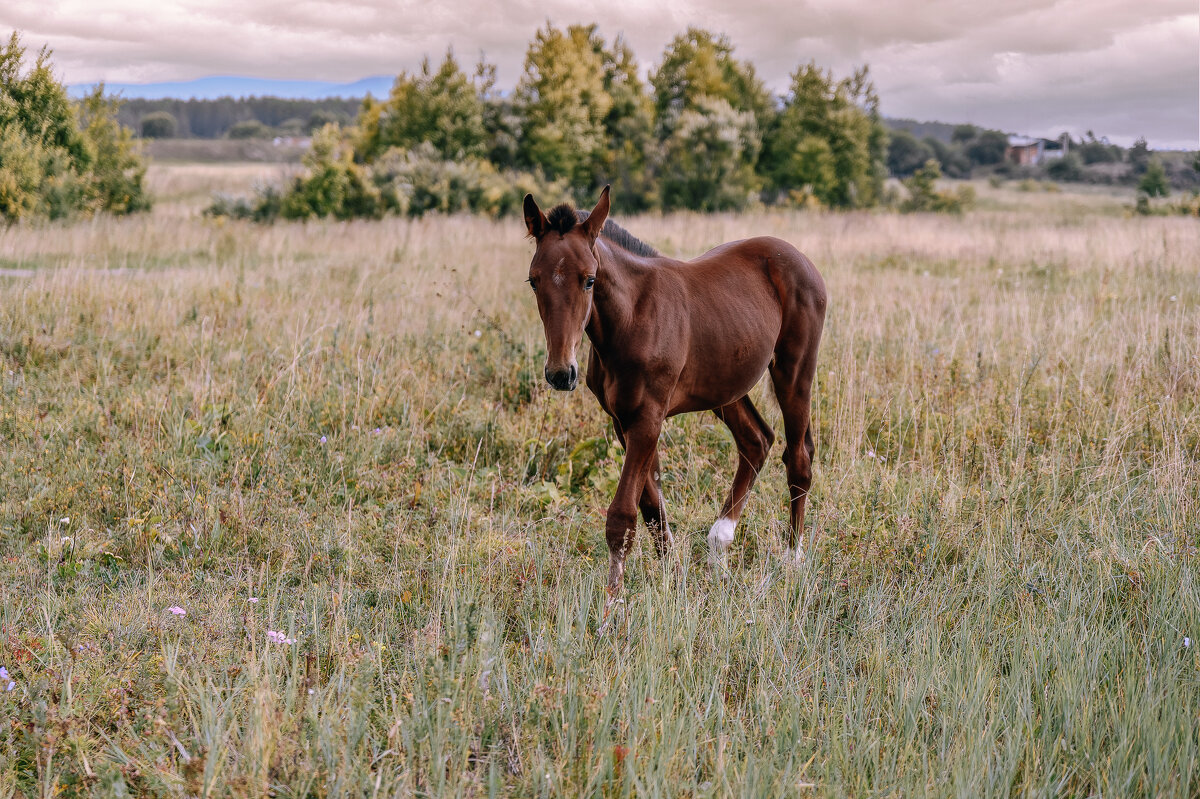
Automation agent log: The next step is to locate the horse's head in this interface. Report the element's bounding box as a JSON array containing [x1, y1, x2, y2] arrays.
[[523, 185, 610, 392]]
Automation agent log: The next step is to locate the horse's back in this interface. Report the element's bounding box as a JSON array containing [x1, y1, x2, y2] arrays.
[[689, 235, 826, 319]]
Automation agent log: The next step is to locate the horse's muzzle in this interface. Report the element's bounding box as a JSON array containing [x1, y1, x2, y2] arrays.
[[545, 364, 578, 391]]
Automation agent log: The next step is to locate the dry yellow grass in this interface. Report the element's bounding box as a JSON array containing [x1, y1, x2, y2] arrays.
[[0, 164, 1197, 796]]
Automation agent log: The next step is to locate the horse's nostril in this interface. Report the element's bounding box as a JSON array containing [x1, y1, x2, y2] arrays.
[[569, 364, 578, 383]]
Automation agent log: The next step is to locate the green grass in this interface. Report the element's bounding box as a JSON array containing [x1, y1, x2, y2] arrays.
[[0, 167, 1197, 797]]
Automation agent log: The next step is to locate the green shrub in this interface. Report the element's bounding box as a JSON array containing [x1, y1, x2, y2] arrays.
[[139, 111, 177, 138], [1138, 158, 1169, 198], [279, 125, 383, 220], [78, 87, 150, 214], [0, 121, 43, 221], [204, 185, 282, 222], [372, 143, 571, 218], [0, 32, 149, 222], [1046, 153, 1082, 181], [227, 119, 272, 139], [900, 159, 974, 213], [210, 133, 572, 223]]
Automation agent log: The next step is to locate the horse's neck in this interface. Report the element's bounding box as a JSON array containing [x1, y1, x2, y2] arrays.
[[585, 239, 662, 357], [586, 241, 652, 356]]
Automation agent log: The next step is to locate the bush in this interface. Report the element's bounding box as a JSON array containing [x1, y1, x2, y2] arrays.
[[1, 32, 149, 222], [900, 159, 974, 214], [139, 111, 177, 139], [965, 130, 1008, 166], [278, 125, 383, 220], [227, 119, 272, 139], [1046, 153, 1083, 181], [207, 134, 572, 223], [1138, 158, 1169, 198], [306, 109, 344, 133], [204, 185, 281, 222], [78, 87, 151, 214], [659, 96, 761, 212], [887, 129, 935, 177]]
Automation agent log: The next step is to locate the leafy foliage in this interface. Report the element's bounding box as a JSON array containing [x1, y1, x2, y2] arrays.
[[1046, 153, 1083, 182], [355, 52, 489, 163], [213, 25, 918, 218], [139, 110, 177, 138], [1138, 158, 1169, 198], [226, 119, 271, 139], [650, 28, 770, 137], [887, 129, 936, 177], [761, 63, 887, 208], [513, 24, 619, 193], [0, 32, 149, 222], [658, 96, 761, 211], [900, 159, 975, 213], [279, 125, 383, 220], [651, 28, 769, 209]]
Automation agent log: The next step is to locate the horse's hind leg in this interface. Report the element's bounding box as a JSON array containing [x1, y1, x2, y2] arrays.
[[707, 396, 775, 565], [770, 343, 819, 563]]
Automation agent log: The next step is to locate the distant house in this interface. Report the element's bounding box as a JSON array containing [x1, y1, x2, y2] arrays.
[[1040, 137, 1067, 161], [1006, 134, 1070, 166]]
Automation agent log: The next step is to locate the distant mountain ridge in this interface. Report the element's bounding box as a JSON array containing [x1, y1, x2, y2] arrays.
[[69, 75, 396, 100]]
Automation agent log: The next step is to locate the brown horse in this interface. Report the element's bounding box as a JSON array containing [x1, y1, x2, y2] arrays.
[[523, 186, 826, 594]]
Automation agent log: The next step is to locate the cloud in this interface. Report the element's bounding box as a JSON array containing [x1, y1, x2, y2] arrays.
[[4, 0, 1196, 147]]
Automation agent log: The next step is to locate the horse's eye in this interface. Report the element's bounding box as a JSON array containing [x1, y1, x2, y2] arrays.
[[584, 276, 595, 290], [528, 278, 538, 291]]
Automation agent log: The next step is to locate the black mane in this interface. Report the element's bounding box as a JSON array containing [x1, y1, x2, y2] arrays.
[[544, 202, 658, 258]]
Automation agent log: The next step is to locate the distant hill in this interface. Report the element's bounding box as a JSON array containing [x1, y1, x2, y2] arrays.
[[882, 118, 961, 144], [69, 75, 395, 101]]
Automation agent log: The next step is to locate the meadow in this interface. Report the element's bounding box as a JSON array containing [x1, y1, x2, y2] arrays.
[[1, 165, 1197, 797]]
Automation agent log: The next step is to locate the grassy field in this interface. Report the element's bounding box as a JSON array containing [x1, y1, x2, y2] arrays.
[[1, 166, 1197, 797]]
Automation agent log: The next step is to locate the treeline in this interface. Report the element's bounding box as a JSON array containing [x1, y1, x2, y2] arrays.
[[887, 121, 1199, 191], [119, 97, 359, 139], [213, 25, 890, 219], [1, 33, 149, 222]]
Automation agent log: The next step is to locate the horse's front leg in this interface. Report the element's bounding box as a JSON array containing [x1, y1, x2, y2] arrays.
[[611, 421, 673, 558], [605, 414, 664, 595]]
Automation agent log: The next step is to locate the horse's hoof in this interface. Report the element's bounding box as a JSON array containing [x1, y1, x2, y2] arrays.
[[784, 544, 806, 568], [706, 518, 735, 569]]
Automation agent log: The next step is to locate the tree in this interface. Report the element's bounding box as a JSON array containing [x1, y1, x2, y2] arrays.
[[650, 29, 769, 208], [78, 86, 150, 214], [923, 136, 972, 178], [760, 63, 888, 207], [355, 51, 488, 162], [227, 119, 271, 139], [659, 96, 760, 211], [1046, 153, 1082, 181], [305, 109, 343, 133], [587, 32, 657, 211], [139, 111, 177, 138], [887, 129, 935, 177], [951, 124, 978, 145], [901, 158, 974, 213], [1128, 137, 1150, 173], [650, 28, 771, 135], [1077, 131, 1119, 164], [1138, 158, 1169, 197], [966, 129, 1008, 166], [280, 124, 382, 220], [1, 31, 148, 221], [515, 24, 613, 189]]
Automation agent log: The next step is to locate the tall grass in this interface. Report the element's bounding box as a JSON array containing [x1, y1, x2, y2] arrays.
[[0, 167, 1196, 796]]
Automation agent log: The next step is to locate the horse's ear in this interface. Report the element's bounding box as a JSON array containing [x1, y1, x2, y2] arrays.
[[523, 193, 548, 240], [583, 185, 610, 243]]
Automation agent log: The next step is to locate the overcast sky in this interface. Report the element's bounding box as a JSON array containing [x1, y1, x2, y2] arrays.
[[4, 0, 1197, 148]]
